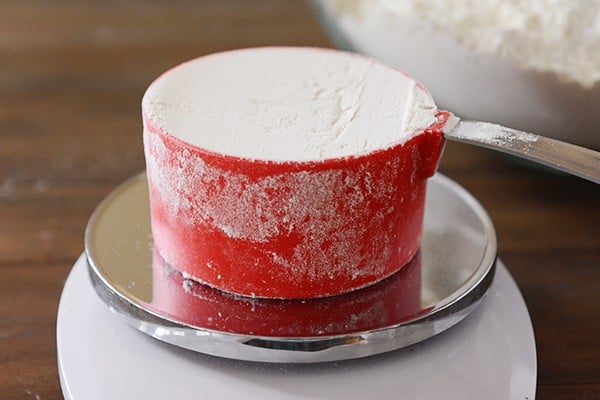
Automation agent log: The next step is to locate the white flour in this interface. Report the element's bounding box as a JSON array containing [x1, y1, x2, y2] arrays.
[[331, 0, 600, 88], [449, 120, 539, 148], [142, 47, 438, 161]]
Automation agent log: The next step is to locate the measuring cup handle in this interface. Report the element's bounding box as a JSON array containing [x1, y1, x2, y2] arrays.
[[446, 120, 600, 184]]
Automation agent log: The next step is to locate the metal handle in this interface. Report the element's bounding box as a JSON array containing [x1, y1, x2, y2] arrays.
[[446, 120, 600, 184]]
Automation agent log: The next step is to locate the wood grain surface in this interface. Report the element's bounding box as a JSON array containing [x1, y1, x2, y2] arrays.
[[0, 1, 598, 399]]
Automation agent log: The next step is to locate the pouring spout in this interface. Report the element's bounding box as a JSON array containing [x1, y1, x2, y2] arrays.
[[414, 111, 455, 179]]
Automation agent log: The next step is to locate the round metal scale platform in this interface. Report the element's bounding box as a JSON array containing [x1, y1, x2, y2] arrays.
[[84, 173, 497, 363]]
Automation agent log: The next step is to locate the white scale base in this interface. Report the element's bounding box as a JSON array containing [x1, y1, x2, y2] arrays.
[[57, 255, 536, 399]]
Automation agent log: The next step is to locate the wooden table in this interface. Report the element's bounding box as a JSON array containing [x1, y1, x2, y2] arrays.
[[1, 1, 598, 399]]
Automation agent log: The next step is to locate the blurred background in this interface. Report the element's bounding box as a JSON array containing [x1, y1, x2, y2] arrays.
[[0, 1, 598, 399]]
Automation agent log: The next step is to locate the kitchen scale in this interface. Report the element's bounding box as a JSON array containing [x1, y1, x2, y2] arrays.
[[57, 173, 537, 398]]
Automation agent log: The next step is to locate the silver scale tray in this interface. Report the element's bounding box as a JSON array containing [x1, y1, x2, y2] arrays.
[[85, 173, 497, 363]]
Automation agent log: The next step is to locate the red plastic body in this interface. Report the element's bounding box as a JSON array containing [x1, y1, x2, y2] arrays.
[[143, 112, 447, 299]]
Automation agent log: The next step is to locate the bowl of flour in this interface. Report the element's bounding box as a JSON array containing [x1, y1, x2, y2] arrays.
[[310, 0, 600, 147]]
